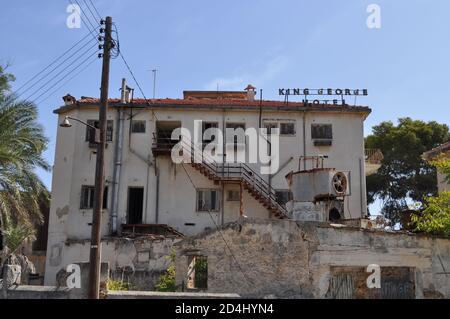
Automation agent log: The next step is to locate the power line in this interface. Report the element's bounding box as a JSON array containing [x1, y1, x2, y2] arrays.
[[23, 43, 99, 101], [25, 50, 98, 100], [180, 163, 254, 289], [13, 32, 93, 95], [35, 57, 98, 105], [16, 37, 97, 99], [70, 0, 99, 41], [82, 0, 100, 26], [88, 0, 102, 20]]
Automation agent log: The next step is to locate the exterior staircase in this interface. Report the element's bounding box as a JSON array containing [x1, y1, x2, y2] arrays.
[[152, 136, 288, 219]]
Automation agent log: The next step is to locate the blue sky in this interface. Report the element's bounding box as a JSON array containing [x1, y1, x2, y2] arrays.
[[1, 0, 450, 194]]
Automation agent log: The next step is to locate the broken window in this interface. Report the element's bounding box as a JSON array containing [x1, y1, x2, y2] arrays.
[[187, 256, 208, 290], [263, 122, 278, 135], [131, 120, 146, 133], [311, 124, 333, 146], [275, 190, 293, 206], [85, 120, 114, 143], [202, 122, 219, 150], [196, 189, 220, 212], [226, 123, 246, 153], [227, 190, 240, 201], [80, 185, 108, 209], [311, 124, 332, 139], [280, 122, 295, 136], [127, 187, 144, 224]]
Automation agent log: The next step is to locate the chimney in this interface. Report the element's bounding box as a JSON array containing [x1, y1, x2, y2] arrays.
[[244, 84, 256, 101], [62, 94, 76, 106], [120, 78, 127, 103]]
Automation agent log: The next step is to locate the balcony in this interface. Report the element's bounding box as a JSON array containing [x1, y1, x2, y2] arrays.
[[365, 149, 384, 176], [151, 136, 178, 156]]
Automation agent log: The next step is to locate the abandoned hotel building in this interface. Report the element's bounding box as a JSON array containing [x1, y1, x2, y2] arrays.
[[43, 83, 450, 298]]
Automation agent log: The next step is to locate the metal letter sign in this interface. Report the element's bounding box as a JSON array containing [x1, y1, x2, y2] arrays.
[[278, 88, 368, 106]]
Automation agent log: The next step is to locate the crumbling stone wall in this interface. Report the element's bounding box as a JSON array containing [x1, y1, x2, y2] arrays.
[[174, 219, 450, 299], [45, 236, 180, 291]]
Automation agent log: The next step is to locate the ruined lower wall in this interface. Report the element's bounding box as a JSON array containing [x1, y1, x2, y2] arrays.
[[174, 219, 450, 299], [45, 236, 180, 290]]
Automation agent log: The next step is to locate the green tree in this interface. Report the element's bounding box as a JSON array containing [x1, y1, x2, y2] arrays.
[[411, 157, 450, 236], [0, 63, 15, 98], [155, 250, 177, 292], [0, 92, 50, 264], [365, 118, 449, 226]]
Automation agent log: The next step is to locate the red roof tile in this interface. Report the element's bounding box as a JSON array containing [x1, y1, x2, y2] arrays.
[[54, 97, 371, 114]]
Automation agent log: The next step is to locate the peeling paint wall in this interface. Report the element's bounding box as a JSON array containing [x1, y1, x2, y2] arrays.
[[174, 219, 450, 299]]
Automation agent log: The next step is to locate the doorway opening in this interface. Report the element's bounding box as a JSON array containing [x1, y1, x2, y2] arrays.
[[127, 187, 144, 224]]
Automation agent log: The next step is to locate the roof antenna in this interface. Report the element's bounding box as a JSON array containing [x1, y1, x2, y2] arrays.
[[151, 69, 158, 99]]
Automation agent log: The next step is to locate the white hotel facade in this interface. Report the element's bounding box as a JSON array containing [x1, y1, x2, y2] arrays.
[[44, 85, 374, 284]]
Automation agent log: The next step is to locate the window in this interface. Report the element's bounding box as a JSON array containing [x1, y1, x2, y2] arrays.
[[227, 190, 240, 201], [131, 120, 146, 133], [226, 123, 246, 152], [85, 120, 113, 143], [202, 122, 218, 148], [187, 256, 208, 290], [196, 189, 220, 212], [280, 122, 295, 136], [263, 122, 278, 135], [311, 124, 332, 140], [275, 190, 293, 206], [80, 186, 108, 209]]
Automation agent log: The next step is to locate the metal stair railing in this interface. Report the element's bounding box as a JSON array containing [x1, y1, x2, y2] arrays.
[[173, 137, 288, 217]]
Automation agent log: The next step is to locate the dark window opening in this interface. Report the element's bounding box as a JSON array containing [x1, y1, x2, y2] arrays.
[[127, 187, 144, 224], [80, 186, 108, 209], [226, 123, 246, 153], [202, 122, 218, 150], [187, 256, 208, 290], [329, 208, 342, 222], [197, 189, 220, 212], [85, 120, 114, 144], [263, 122, 278, 135], [153, 121, 182, 153], [131, 120, 146, 133], [311, 124, 332, 140], [280, 122, 295, 135], [275, 190, 293, 206]]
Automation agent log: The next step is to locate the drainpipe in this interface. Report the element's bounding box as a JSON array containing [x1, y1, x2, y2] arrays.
[[154, 158, 160, 224], [302, 110, 307, 170], [110, 107, 125, 234]]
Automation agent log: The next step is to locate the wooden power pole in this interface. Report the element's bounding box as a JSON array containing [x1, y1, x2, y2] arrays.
[[88, 16, 112, 299]]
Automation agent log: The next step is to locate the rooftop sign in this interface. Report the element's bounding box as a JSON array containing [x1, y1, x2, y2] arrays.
[[278, 88, 368, 105]]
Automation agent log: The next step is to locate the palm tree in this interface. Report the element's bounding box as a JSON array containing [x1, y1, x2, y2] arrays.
[[0, 94, 50, 263]]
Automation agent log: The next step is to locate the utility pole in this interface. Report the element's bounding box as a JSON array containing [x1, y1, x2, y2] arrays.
[[88, 16, 112, 299]]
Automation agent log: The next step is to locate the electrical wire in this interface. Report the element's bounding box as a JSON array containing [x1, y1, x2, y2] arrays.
[[35, 57, 98, 105], [16, 37, 98, 99], [88, 0, 102, 20], [82, 0, 100, 27], [13, 32, 93, 95], [30, 50, 99, 103], [23, 43, 99, 101], [180, 163, 254, 288], [70, 0, 99, 41]]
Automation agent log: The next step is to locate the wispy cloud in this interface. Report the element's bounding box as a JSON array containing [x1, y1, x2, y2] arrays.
[[204, 53, 289, 91]]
